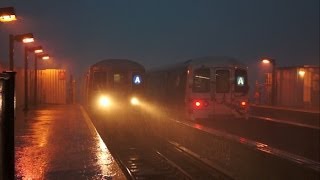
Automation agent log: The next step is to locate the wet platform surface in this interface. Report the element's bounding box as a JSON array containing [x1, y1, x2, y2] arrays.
[[14, 104, 125, 179]]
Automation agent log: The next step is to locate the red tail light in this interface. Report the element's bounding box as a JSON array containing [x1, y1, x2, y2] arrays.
[[195, 101, 201, 107], [192, 99, 208, 109]]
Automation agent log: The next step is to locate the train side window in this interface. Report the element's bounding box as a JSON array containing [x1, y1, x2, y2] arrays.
[[216, 70, 230, 93], [193, 68, 210, 93], [92, 71, 107, 90]]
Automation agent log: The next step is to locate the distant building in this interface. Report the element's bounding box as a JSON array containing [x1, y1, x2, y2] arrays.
[[254, 65, 319, 110], [275, 65, 319, 110]]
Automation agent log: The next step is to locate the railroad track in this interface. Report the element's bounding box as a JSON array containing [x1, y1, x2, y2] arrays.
[[90, 113, 231, 179]]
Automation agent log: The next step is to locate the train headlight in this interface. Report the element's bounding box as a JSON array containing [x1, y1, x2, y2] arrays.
[[98, 96, 112, 107], [130, 97, 140, 106]]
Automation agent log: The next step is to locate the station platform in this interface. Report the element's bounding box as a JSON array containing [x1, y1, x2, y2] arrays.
[[249, 104, 320, 128], [14, 104, 125, 179]]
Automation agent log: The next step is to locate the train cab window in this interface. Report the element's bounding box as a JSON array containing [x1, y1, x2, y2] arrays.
[[92, 71, 107, 90], [235, 69, 248, 93], [216, 70, 230, 93], [113, 73, 127, 89], [193, 68, 210, 93]]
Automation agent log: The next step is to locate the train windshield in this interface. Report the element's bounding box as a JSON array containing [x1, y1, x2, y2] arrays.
[[234, 68, 248, 93], [92, 71, 107, 90], [113, 73, 127, 90], [216, 69, 230, 93], [193, 68, 210, 93]]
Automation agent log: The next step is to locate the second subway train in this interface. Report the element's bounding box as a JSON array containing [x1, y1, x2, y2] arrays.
[[145, 56, 249, 120]]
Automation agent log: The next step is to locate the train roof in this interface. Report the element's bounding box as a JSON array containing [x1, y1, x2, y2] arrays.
[[91, 59, 145, 71], [149, 56, 247, 72]]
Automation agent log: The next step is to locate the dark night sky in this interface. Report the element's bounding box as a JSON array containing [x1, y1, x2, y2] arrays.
[[0, 0, 319, 80]]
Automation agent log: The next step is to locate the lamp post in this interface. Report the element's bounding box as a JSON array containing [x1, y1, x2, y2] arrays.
[[34, 53, 49, 105], [9, 33, 34, 71], [24, 46, 42, 111], [0, 7, 17, 22], [261, 58, 277, 106]]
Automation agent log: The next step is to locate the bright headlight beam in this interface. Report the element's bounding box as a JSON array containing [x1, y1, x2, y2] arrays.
[[99, 96, 111, 107], [130, 97, 139, 106]]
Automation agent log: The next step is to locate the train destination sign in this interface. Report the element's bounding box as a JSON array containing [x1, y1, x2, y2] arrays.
[[133, 75, 142, 85], [237, 76, 245, 86]]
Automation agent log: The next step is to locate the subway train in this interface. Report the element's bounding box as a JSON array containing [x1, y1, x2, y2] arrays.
[[84, 59, 145, 114], [145, 56, 249, 121]]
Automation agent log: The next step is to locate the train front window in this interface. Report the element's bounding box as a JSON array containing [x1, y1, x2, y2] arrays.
[[216, 70, 230, 93], [235, 69, 248, 93], [113, 73, 127, 90], [193, 68, 210, 93], [93, 72, 107, 90]]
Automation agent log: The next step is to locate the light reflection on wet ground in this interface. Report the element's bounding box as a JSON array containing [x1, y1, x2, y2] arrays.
[[15, 105, 125, 179]]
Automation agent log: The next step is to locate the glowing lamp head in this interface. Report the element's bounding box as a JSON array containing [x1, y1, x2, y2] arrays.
[[22, 37, 34, 43], [130, 97, 140, 106], [262, 59, 271, 64], [98, 96, 111, 107], [241, 101, 247, 106], [42, 56, 50, 60], [34, 49, 43, 54], [0, 7, 17, 22], [298, 70, 305, 77], [0, 15, 16, 22]]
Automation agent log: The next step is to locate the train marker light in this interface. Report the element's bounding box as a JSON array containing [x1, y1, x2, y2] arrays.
[[130, 97, 140, 106], [192, 99, 208, 109], [195, 101, 201, 107]]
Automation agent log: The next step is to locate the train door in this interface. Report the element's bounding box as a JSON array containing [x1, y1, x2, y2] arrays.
[[212, 68, 232, 118]]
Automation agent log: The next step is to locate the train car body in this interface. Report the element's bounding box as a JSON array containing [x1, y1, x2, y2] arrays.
[[85, 59, 145, 114], [146, 56, 249, 121]]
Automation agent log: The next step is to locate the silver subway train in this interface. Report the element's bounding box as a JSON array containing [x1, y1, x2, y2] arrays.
[[146, 56, 249, 121]]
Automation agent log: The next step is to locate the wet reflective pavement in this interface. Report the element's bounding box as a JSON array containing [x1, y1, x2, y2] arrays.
[[15, 105, 125, 179]]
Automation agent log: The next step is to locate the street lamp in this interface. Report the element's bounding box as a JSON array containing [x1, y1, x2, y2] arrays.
[[34, 53, 50, 105], [9, 33, 34, 71], [261, 58, 277, 106], [24, 46, 42, 111], [298, 69, 305, 78], [0, 7, 17, 22]]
